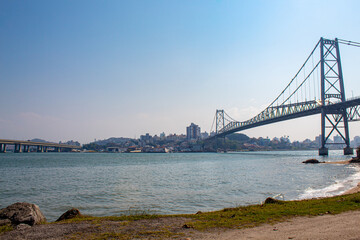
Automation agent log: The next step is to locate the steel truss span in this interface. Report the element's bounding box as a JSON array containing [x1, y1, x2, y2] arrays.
[[209, 38, 360, 156]]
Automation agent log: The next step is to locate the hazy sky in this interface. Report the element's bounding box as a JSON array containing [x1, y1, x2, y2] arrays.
[[1, 0, 360, 144]]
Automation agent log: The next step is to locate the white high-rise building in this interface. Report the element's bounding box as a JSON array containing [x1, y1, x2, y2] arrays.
[[186, 123, 201, 140]]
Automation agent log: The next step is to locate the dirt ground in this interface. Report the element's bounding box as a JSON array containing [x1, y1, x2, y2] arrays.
[[195, 210, 360, 240], [1, 210, 360, 240]]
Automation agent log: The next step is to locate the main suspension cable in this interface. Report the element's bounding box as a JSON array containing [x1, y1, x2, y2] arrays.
[[338, 39, 360, 48], [267, 39, 321, 108]]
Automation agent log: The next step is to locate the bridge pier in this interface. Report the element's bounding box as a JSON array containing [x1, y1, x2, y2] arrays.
[[43, 147, 48, 153], [14, 144, 22, 153], [319, 147, 328, 156], [22, 145, 30, 153], [37, 146, 43, 153], [319, 147, 354, 156], [55, 147, 61, 152], [0, 144, 6, 153], [344, 147, 353, 155]]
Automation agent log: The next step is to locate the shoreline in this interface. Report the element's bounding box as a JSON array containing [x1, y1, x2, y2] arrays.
[[344, 182, 360, 194], [2, 154, 360, 239], [2, 192, 360, 239], [2, 176, 360, 239], [324, 158, 360, 195]]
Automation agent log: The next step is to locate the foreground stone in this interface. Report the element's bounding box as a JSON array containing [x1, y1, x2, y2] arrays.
[[56, 208, 82, 222], [264, 197, 283, 204], [350, 148, 360, 162], [350, 158, 360, 163], [0, 202, 46, 226]]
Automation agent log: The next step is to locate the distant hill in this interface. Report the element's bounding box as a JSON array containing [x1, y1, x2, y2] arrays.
[[30, 138, 81, 146], [94, 137, 133, 146], [226, 133, 250, 142], [30, 138, 50, 143]]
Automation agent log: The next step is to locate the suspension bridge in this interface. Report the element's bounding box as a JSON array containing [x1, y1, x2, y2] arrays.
[[209, 37, 360, 156]]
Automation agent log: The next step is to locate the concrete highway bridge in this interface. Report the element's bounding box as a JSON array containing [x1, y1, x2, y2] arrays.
[[0, 139, 81, 153]]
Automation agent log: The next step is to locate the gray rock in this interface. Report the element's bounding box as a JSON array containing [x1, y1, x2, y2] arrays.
[[264, 197, 283, 204], [0, 202, 46, 226], [302, 159, 321, 164], [56, 208, 82, 222]]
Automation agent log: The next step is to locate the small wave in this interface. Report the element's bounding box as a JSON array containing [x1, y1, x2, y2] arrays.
[[298, 166, 360, 199]]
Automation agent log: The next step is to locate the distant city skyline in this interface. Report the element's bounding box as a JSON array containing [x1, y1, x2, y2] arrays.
[[1, 0, 360, 143]]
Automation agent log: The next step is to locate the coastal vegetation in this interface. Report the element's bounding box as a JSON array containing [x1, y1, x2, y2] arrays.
[[187, 193, 360, 229], [62, 192, 360, 230]]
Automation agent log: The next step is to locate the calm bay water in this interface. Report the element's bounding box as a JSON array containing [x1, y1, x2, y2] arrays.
[[1, 150, 359, 221]]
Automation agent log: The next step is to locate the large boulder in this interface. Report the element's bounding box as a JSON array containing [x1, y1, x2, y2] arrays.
[[56, 208, 82, 222], [0, 202, 46, 226]]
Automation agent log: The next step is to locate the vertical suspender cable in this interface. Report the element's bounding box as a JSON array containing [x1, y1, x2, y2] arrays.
[[304, 65, 306, 101], [312, 54, 316, 100]]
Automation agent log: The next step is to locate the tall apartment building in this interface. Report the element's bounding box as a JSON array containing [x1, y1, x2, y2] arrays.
[[186, 123, 201, 140]]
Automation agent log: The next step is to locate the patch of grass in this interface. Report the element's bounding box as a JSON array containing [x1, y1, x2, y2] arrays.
[[185, 193, 360, 230], [0, 224, 13, 234], [59, 214, 162, 224], [68, 232, 133, 240]]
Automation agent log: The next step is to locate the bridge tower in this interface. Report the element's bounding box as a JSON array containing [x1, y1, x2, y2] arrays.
[[215, 110, 225, 135], [215, 110, 226, 151], [319, 38, 353, 155]]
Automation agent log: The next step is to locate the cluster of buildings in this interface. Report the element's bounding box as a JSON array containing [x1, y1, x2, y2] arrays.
[[186, 123, 211, 140], [85, 123, 209, 153], [82, 122, 360, 153]]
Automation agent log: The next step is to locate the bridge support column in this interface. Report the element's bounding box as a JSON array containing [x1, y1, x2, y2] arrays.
[[0, 144, 6, 153], [14, 144, 22, 153], [43, 147, 48, 153], [37, 146, 43, 152], [55, 147, 61, 152], [319, 147, 328, 156], [22, 145, 30, 153]]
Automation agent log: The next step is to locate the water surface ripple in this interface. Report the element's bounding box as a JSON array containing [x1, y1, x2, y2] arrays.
[[0, 151, 358, 221]]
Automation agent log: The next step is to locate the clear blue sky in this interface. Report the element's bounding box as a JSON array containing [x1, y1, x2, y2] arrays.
[[1, 0, 359, 143]]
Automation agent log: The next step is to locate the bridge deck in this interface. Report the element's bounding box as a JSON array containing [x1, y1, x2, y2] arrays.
[[210, 97, 360, 139], [0, 139, 81, 149]]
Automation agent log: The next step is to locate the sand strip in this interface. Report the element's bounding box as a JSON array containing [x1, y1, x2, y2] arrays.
[[195, 210, 360, 240]]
